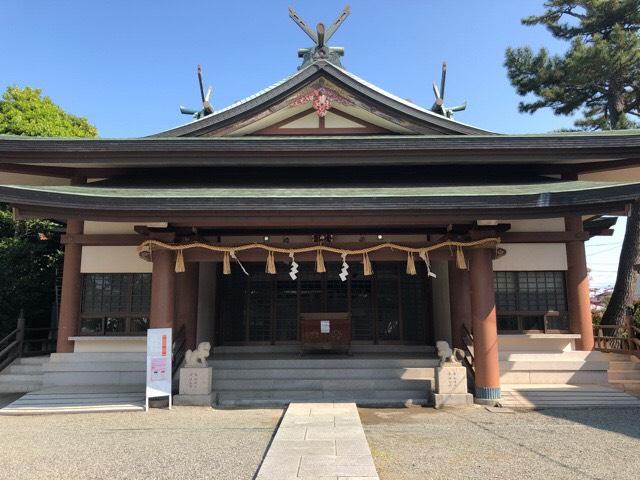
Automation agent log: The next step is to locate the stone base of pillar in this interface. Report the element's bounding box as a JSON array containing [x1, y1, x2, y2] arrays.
[[432, 392, 474, 408], [474, 386, 501, 406], [432, 365, 473, 408], [173, 392, 217, 406], [174, 366, 215, 406]]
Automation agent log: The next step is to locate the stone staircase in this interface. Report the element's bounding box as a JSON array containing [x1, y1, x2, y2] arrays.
[[608, 356, 640, 394], [0, 356, 48, 393], [210, 354, 437, 406]]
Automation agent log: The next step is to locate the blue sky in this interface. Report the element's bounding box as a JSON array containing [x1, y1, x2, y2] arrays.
[[0, 0, 622, 286]]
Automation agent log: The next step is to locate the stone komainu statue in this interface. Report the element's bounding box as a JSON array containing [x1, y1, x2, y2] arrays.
[[184, 342, 211, 367], [435, 340, 465, 367]]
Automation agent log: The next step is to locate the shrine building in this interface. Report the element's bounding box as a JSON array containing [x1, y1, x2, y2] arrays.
[[2, 7, 640, 406]]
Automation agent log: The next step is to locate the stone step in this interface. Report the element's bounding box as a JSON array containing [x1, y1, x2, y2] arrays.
[[0, 381, 42, 393], [16, 356, 49, 365], [214, 344, 433, 354], [608, 370, 640, 381], [500, 361, 609, 371], [44, 361, 146, 373], [216, 388, 429, 405], [213, 367, 434, 380], [608, 361, 640, 370], [49, 352, 145, 363], [0, 374, 44, 383], [212, 378, 431, 391], [210, 358, 438, 370], [5, 364, 43, 374]]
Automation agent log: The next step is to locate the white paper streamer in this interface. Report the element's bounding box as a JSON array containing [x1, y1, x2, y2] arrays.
[[230, 251, 249, 276], [419, 251, 437, 278], [339, 253, 349, 282], [289, 252, 299, 280]]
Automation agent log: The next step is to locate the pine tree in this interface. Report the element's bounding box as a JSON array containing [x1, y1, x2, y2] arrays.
[[505, 1, 640, 326]]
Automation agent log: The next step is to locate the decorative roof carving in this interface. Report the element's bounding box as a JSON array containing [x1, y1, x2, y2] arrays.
[[289, 5, 350, 69]]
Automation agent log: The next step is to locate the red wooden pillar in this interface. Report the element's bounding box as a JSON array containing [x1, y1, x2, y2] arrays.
[[449, 262, 472, 349], [176, 262, 199, 350], [56, 220, 83, 353], [468, 248, 501, 405], [150, 249, 176, 329], [565, 216, 594, 351]]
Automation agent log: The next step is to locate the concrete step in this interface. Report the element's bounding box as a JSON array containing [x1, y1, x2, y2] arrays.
[[500, 384, 640, 408], [608, 370, 640, 381], [213, 345, 433, 354], [213, 367, 433, 380], [216, 389, 429, 405], [44, 361, 146, 373], [5, 364, 43, 374], [0, 382, 43, 393], [212, 378, 431, 391], [609, 361, 640, 370], [0, 374, 44, 384], [210, 358, 438, 370], [16, 356, 49, 365], [49, 352, 145, 363]]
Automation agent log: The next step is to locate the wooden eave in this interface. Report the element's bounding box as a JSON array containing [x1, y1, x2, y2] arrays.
[[2, 133, 640, 177]]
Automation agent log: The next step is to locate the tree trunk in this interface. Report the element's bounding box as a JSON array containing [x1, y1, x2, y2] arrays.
[[602, 201, 640, 325]]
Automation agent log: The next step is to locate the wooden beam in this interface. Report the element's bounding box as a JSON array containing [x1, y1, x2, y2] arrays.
[[61, 234, 143, 245]]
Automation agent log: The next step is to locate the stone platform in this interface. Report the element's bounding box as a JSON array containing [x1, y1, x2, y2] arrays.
[[256, 402, 379, 480]]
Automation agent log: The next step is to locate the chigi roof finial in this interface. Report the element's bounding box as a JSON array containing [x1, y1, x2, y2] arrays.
[[289, 5, 350, 69]]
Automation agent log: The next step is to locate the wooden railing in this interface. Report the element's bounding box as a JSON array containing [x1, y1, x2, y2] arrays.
[[172, 324, 187, 377], [0, 311, 57, 373], [593, 316, 640, 358]]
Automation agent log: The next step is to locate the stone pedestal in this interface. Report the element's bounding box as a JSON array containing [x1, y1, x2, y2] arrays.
[[173, 367, 215, 406], [432, 365, 473, 408]]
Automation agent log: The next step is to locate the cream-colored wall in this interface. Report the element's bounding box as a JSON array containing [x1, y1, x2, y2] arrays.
[[580, 167, 640, 182], [81, 246, 152, 273], [324, 111, 363, 128], [431, 261, 452, 344], [71, 336, 147, 353], [493, 243, 567, 271], [282, 113, 319, 128]]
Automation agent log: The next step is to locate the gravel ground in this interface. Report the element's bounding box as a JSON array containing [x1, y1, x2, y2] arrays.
[[0, 406, 283, 480], [360, 405, 640, 480]]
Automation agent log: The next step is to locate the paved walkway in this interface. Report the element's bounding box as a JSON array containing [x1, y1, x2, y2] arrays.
[[256, 402, 379, 480]]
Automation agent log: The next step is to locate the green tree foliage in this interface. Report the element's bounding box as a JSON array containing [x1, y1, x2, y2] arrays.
[[0, 207, 63, 337], [0, 86, 96, 339], [0, 86, 97, 137], [505, 0, 640, 130]]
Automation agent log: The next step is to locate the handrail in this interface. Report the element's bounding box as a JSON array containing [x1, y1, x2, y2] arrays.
[[461, 324, 475, 373], [593, 314, 640, 358], [0, 311, 59, 372], [0, 312, 24, 373], [172, 324, 187, 377]]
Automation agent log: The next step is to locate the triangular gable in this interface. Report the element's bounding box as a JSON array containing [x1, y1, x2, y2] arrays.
[[151, 60, 490, 138]]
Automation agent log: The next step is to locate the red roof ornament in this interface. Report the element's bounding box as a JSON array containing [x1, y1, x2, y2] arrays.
[[290, 86, 354, 117]]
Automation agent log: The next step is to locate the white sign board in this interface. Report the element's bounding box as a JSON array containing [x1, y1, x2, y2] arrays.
[[146, 327, 172, 411], [320, 320, 330, 334]]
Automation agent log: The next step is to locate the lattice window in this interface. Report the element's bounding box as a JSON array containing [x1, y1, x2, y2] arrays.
[[80, 273, 151, 336], [494, 271, 568, 332]]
